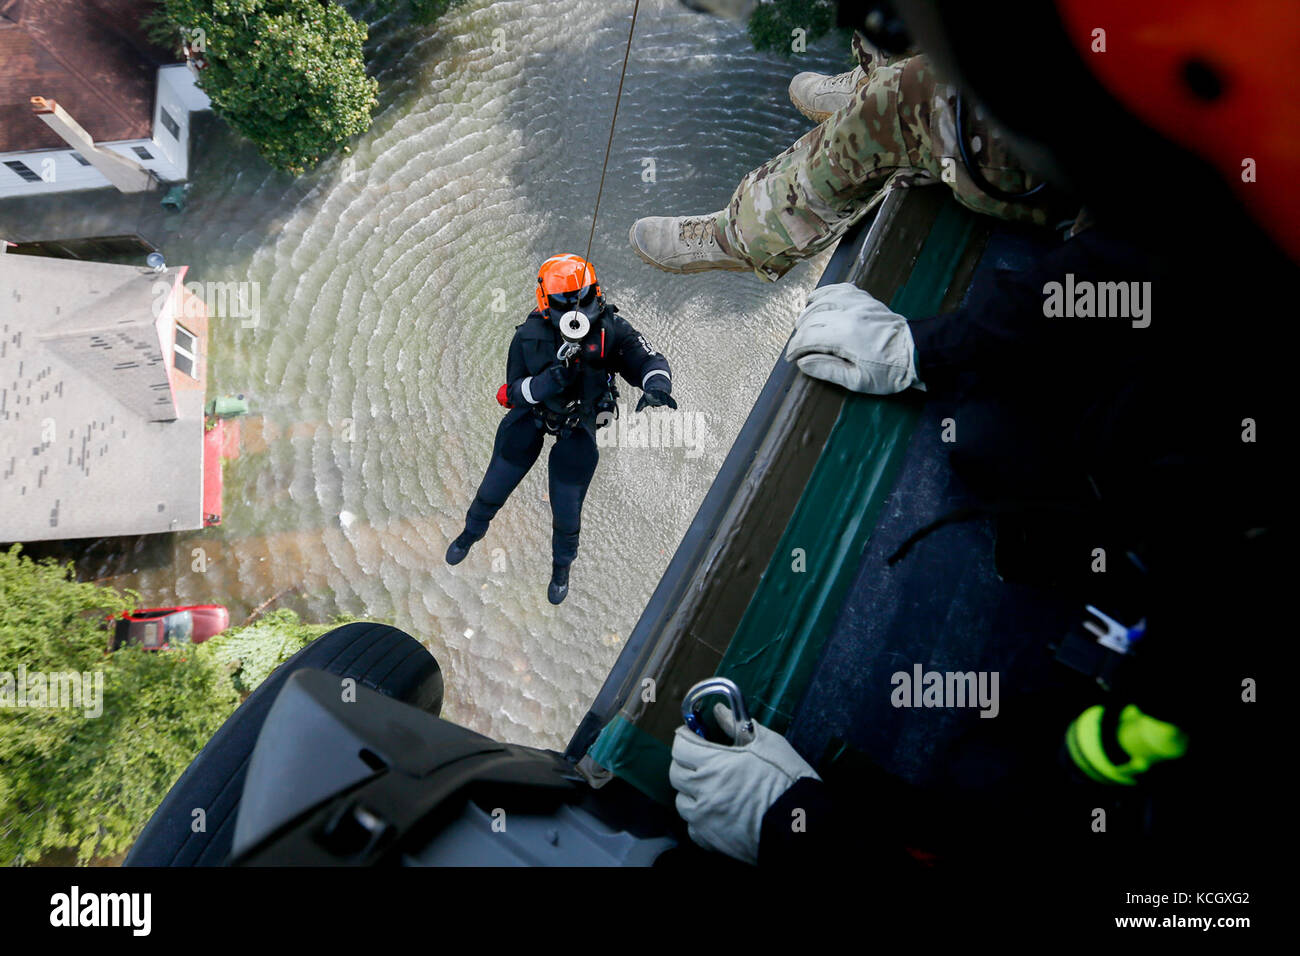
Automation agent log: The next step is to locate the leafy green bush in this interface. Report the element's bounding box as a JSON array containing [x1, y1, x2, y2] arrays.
[[205, 608, 333, 695], [147, 0, 379, 173], [0, 546, 351, 864], [748, 0, 842, 58], [0, 546, 235, 863]]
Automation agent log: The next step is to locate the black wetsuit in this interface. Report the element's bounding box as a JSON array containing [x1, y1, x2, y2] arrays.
[[464, 304, 671, 567]]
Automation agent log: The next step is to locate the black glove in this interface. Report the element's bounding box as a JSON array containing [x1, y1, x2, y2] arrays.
[[530, 363, 577, 403], [635, 381, 677, 412]]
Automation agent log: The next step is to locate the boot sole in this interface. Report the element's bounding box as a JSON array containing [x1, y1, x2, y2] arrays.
[[789, 88, 833, 125], [628, 223, 752, 274]]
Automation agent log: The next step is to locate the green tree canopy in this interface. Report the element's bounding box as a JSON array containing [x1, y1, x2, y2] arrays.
[[149, 0, 379, 173], [0, 545, 344, 864], [747, 0, 843, 58]]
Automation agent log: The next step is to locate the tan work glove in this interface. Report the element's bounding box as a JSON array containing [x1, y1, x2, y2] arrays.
[[785, 283, 925, 394], [669, 703, 819, 865]]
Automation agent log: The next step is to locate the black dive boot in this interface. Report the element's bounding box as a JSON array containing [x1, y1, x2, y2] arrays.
[[444, 530, 481, 566], [547, 563, 570, 605]]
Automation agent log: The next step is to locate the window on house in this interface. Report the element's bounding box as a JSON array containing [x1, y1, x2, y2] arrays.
[[174, 324, 198, 378], [4, 160, 42, 183], [160, 108, 180, 140], [69, 152, 91, 166], [132, 146, 154, 161]]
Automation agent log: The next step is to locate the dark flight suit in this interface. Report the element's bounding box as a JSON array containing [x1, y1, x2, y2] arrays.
[[750, 227, 1277, 880], [463, 304, 671, 568]]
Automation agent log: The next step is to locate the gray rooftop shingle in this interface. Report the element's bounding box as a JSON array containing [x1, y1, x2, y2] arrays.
[[0, 254, 206, 542]]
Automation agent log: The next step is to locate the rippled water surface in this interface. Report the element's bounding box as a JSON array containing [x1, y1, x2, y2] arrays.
[[72, 0, 848, 748]]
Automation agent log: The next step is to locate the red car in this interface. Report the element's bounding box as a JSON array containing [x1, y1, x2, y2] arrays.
[[110, 605, 230, 651]]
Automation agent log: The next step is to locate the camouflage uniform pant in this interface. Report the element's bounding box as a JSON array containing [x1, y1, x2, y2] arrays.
[[720, 42, 1055, 281]]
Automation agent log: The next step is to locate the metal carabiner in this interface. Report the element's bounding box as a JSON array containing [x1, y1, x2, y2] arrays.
[[681, 677, 754, 745], [556, 341, 580, 363]]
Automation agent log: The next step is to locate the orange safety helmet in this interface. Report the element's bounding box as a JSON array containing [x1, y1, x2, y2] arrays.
[[887, 0, 1300, 266], [535, 254, 603, 316], [1054, 0, 1300, 263]]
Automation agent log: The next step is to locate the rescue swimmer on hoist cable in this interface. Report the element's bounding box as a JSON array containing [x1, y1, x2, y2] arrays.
[[444, 253, 676, 605]]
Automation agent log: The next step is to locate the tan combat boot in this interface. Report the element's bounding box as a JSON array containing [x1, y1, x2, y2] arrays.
[[788, 66, 866, 123], [628, 212, 750, 274]]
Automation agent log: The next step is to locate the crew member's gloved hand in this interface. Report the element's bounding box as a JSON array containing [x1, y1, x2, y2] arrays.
[[785, 283, 924, 394], [527, 362, 577, 403], [670, 703, 820, 865], [635, 380, 677, 412]]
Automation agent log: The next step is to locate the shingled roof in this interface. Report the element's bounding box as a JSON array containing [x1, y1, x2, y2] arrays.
[[0, 0, 171, 153], [0, 253, 208, 543]]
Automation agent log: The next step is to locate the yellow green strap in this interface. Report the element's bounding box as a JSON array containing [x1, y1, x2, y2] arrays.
[[1066, 704, 1188, 786]]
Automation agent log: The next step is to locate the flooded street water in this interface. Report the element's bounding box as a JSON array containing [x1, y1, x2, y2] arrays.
[[26, 0, 847, 749]]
